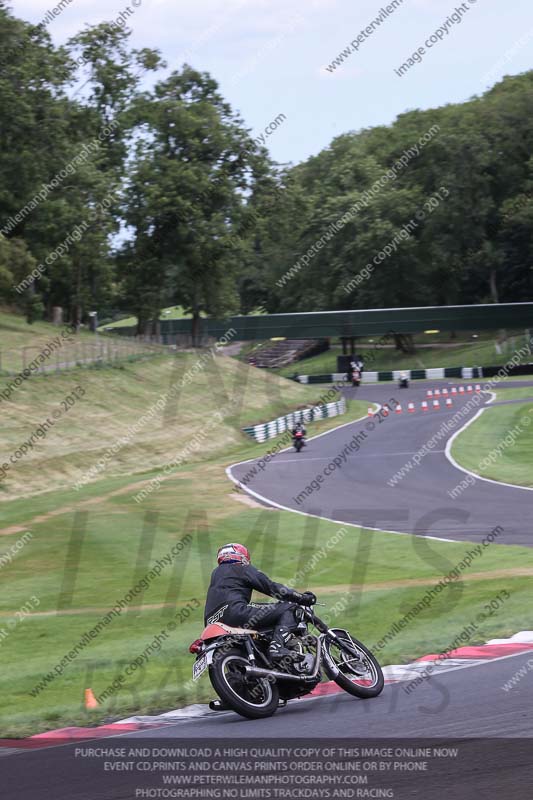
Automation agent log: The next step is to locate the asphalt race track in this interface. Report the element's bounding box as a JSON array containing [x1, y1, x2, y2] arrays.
[[101, 652, 533, 740], [3, 651, 533, 798], [229, 380, 533, 546]]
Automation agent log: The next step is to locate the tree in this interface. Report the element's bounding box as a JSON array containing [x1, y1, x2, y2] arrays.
[[121, 66, 261, 339], [0, 236, 41, 320]]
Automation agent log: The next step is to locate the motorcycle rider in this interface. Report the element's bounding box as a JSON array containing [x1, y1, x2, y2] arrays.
[[399, 372, 409, 388], [348, 356, 364, 383], [291, 420, 307, 444], [204, 543, 316, 662]]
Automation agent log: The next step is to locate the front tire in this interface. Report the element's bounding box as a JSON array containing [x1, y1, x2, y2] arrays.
[[323, 629, 384, 698], [209, 647, 279, 719]]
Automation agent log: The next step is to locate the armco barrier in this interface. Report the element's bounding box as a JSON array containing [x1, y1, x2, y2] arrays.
[[243, 398, 346, 443], [296, 363, 533, 384]]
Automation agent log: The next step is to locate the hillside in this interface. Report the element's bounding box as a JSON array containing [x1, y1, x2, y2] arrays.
[[0, 316, 357, 500]]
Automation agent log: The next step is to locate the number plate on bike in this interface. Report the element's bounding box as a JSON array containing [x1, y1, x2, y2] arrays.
[[193, 654, 208, 681]]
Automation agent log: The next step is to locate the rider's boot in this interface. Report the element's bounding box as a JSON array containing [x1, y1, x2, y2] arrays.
[[268, 627, 299, 663]]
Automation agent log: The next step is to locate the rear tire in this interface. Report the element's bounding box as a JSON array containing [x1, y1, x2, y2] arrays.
[[323, 629, 384, 698], [209, 647, 279, 719]]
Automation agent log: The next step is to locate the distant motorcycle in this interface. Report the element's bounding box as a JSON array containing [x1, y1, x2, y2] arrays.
[[351, 369, 362, 387], [399, 374, 409, 389], [189, 598, 384, 719], [293, 431, 305, 452]]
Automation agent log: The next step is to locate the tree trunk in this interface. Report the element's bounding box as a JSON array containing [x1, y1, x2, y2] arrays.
[[191, 310, 201, 347], [394, 333, 415, 354], [71, 303, 82, 331], [489, 269, 500, 304]]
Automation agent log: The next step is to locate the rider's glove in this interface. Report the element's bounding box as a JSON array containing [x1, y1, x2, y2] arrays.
[[298, 591, 317, 606]]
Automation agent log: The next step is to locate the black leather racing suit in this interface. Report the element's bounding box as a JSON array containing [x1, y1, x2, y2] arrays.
[[292, 425, 306, 446], [204, 562, 304, 637]]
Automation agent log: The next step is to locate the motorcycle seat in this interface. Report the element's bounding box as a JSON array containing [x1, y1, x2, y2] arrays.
[[201, 622, 262, 639]]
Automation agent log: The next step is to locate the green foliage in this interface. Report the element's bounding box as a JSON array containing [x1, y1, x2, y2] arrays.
[[0, 7, 161, 327], [0, 236, 39, 317], [120, 65, 263, 333], [1, 2, 533, 330], [249, 74, 533, 312]]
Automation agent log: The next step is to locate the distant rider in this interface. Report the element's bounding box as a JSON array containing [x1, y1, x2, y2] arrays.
[[204, 543, 316, 662], [348, 356, 363, 382], [291, 420, 307, 443], [399, 372, 409, 388]]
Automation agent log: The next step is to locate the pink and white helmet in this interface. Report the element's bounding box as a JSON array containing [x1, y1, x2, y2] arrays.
[[217, 542, 250, 566]]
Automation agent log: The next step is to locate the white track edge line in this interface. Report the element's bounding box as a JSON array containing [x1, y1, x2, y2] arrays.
[[227, 402, 457, 542], [445, 391, 533, 494], [225, 468, 455, 544]]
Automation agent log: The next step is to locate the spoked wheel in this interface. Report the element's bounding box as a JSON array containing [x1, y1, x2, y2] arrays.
[[209, 647, 279, 719], [323, 628, 384, 698]]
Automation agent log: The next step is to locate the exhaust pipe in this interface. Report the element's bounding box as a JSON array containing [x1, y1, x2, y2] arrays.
[[244, 665, 314, 683]]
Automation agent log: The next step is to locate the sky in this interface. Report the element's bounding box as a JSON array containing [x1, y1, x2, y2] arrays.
[[12, 0, 533, 167]]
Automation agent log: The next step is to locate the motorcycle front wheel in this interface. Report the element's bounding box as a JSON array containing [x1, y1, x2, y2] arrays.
[[323, 629, 384, 698], [209, 647, 280, 719]]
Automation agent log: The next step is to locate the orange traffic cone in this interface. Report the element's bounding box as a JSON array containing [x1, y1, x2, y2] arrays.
[[467, 385, 473, 393], [446, 398, 453, 408], [475, 384, 481, 391], [442, 388, 448, 396], [459, 386, 465, 394], [408, 402, 415, 413], [433, 399, 440, 410], [84, 688, 99, 710], [367, 407, 374, 417], [395, 404, 402, 414], [451, 387, 457, 395], [434, 389, 441, 397], [427, 389, 433, 398], [421, 401, 428, 411]]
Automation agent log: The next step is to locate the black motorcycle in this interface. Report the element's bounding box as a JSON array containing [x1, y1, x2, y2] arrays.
[[399, 375, 409, 389], [189, 600, 384, 719], [293, 430, 305, 452]]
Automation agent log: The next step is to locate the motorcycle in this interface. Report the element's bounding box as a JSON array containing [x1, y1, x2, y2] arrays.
[[351, 369, 361, 387], [399, 374, 409, 389], [293, 430, 305, 452], [189, 600, 384, 719]]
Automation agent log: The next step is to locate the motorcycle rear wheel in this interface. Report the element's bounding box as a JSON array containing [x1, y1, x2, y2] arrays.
[[209, 647, 280, 719]]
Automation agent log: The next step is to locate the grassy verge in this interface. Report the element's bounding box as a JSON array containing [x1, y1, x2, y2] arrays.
[[1, 317, 532, 737], [0, 351, 365, 501], [0, 309, 161, 374], [490, 386, 533, 401], [0, 308, 104, 364], [450, 389, 533, 487], [2, 429, 532, 736], [277, 337, 533, 377]]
